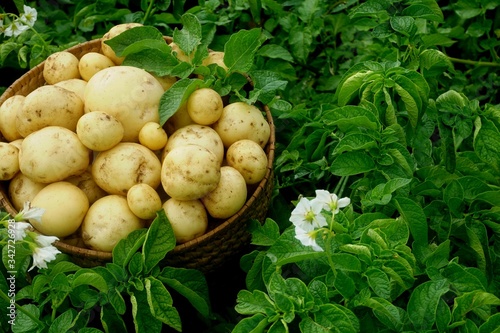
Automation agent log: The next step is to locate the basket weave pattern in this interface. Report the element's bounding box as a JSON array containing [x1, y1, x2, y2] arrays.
[[0, 39, 275, 273]]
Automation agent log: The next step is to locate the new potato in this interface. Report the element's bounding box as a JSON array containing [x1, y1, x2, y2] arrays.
[[43, 51, 81, 85], [101, 22, 143, 65], [162, 198, 208, 244], [186, 88, 223, 125], [78, 52, 116, 81], [76, 111, 124, 151], [54, 79, 87, 101], [0, 142, 19, 180], [127, 183, 162, 220], [138, 122, 168, 151], [0, 95, 24, 141], [226, 139, 268, 185], [8, 172, 46, 211]]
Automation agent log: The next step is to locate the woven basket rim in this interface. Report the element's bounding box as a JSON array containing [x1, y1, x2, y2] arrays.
[[0, 38, 276, 264]]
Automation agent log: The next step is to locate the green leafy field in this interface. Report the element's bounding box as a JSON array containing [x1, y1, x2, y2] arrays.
[[1, 0, 500, 332]]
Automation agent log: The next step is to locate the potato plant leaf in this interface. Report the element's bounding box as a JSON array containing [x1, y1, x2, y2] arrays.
[[224, 28, 266, 73], [142, 209, 176, 274], [172, 13, 202, 56], [407, 279, 450, 330], [145, 277, 182, 332], [104, 26, 164, 57], [113, 229, 148, 268]]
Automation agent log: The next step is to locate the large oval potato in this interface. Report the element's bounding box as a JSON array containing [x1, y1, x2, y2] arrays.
[[64, 168, 108, 205], [81, 195, 145, 252], [92, 142, 162, 196], [84, 66, 164, 142], [78, 52, 115, 81], [162, 198, 208, 244], [19, 126, 90, 183], [127, 183, 162, 220], [162, 124, 224, 164], [30, 181, 89, 238], [0, 95, 24, 141], [186, 88, 223, 125], [76, 111, 124, 151], [212, 102, 271, 148], [0, 143, 19, 180], [43, 51, 81, 85], [161, 144, 221, 200], [54, 78, 87, 101], [201, 166, 247, 219], [226, 139, 268, 185], [101, 23, 143, 65], [16, 85, 84, 137]]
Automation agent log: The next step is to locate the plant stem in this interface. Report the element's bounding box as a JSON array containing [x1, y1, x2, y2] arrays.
[[447, 57, 500, 67], [0, 288, 45, 328], [143, 0, 155, 24]]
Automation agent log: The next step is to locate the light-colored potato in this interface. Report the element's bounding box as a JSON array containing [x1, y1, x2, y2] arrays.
[[81, 195, 145, 251], [162, 198, 208, 244], [101, 23, 143, 65], [169, 42, 194, 63], [43, 51, 81, 85], [29, 181, 89, 238], [164, 104, 194, 135], [0, 142, 19, 180], [127, 183, 162, 220], [76, 111, 124, 151], [213, 102, 271, 148], [16, 85, 84, 137], [19, 126, 90, 183], [91, 142, 162, 196], [152, 74, 177, 91], [0, 95, 24, 141], [201, 166, 247, 219], [161, 144, 221, 200], [186, 88, 223, 125], [161, 124, 224, 164], [64, 168, 108, 205], [8, 173, 46, 211], [138, 122, 168, 151], [84, 65, 164, 142], [202, 51, 228, 70], [226, 139, 268, 185], [78, 52, 115, 81], [8, 139, 23, 151], [54, 79, 87, 101]]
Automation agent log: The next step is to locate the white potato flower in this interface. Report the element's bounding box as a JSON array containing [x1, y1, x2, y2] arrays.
[[314, 190, 350, 214], [295, 226, 323, 252], [290, 196, 327, 232]]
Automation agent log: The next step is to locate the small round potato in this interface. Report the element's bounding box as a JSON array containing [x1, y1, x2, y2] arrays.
[[213, 102, 271, 148], [76, 111, 124, 151], [0, 95, 24, 141], [84, 65, 164, 142], [78, 52, 116, 81], [30, 181, 89, 238], [127, 183, 162, 220], [226, 139, 268, 185], [19, 126, 90, 183], [186, 88, 223, 125], [16, 85, 84, 137], [161, 144, 221, 200], [162, 124, 224, 164], [81, 195, 145, 252], [138, 122, 168, 151], [43, 51, 81, 85], [101, 23, 143, 65], [202, 51, 228, 70], [0, 142, 19, 180], [201, 166, 247, 219], [54, 79, 87, 101], [65, 168, 108, 205], [91, 142, 162, 196], [164, 104, 195, 135], [162, 198, 208, 244], [8, 172, 47, 211]]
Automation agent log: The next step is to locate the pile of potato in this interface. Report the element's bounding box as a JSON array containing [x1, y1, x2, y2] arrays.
[[0, 23, 271, 252]]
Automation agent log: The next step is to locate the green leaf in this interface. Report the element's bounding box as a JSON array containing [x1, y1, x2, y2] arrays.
[[11, 304, 40, 333], [314, 303, 360, 333], [333, 269, 356, 299], [248, 218, 281, 246], [337, 70, 373, 106], [257, 44, 294, 62], [333, 133, 378, 154], [224, 28, 266, 73], [113, 228, 148, 268], [104, 26, 164, 57], [473, 116, 500, 171], [289, 26, 313, 64], [330, 151, 376, 176], [72, 270, 109, 293], [158, 266, 211, 318], [390, 16, 417, 37], [173, 13, 202, 56], [393, 197, 428, 258], [479, 313, 500, 333], [101, 303, 127, 332], [358, 297, 405, 331], [266, 228, 325, 265], [232, 313, 269, 333], [441, 260, 486, 293], [158, 78, 210, 125], [365, 268, 391, 299], [452, 290, 500, 322], [130, 288, 163, 333], [235, 289, 275, 315], [407, 279, 450, 330], [323, 105, 380, 132], [145, 277, 182, 331], [143, 210, 176, 274], [299, 316, 330, 333], [48, 310, 74, 333], [436, 298, 452, 332], [402, 1, 444, 22]]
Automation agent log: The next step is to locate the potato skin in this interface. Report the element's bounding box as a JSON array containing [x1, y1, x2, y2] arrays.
[[54, 79, 87, 101], [91, 142, 162, 196], [8, 172, 46, 211], [0, 95, 24, 141], [186, 88, 223, 125], [101, 23, 143, 65], [16, 85, 84, 137], [127, 183, 162, 220], [84, 66, 164, 142], [201, 166, 247, 219], [30, 181, 89, 238], [226, 139, 268, 185], [78, 52, 115, 81], [162, 198, 208, 244], [212, 102, 271, 148], [43, 51, 81, 85], [0, 142, 19, 180], [81, 195, 144, 252], [76, 111, 124, 151], [19, 126, 90, 183], [138, 122, 168, 151], [161, 144, 221, 200]]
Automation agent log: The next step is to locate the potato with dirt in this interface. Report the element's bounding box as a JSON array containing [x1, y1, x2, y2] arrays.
[[0, 142, 19, 181], [8, 172, 46, 211], [78, 52, 116, 81], [127, 183, 162, 220], [226, 139, 268, 185], [138, 122, 168, 151], [162, 197, 208, 244], [0, 95, 24, 142], [84, 65, 164, 142], [101, 22, 143, 65], [76, 111, 124, 151], [43, 51, 81, 84], [19, 126, 90, 183], [186, 88, 224, 125]]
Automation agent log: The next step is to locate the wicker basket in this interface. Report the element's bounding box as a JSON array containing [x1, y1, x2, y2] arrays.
[[0, 39, 275, 273]]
